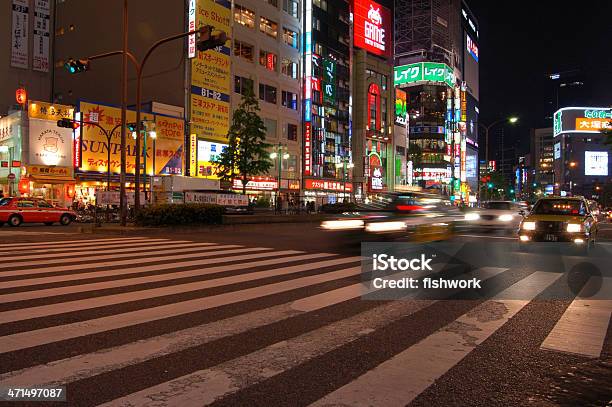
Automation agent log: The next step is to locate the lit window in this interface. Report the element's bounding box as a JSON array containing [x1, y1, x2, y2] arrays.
[[259, 50, 278, 72], [283, 0, 299, 18], [234, 4, 255, 28], [283, 28, 298, 48], [281, 59, 298, 79], [282, 91, 298, 110], [260, 17, 278, 39]]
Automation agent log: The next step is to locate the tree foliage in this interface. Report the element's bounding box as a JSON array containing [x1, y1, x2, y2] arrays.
[[213, 82, 272, 194]]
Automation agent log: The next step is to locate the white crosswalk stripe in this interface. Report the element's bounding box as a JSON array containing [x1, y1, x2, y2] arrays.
[[541, 277, 612, 358], [0, 236, 609, 407]]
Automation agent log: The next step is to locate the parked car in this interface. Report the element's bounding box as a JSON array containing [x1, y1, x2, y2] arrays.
[[0, 197, 77, 227]]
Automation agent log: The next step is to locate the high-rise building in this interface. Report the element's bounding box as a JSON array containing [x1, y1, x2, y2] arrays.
[[1, 0, 54, 116], [393, 0, 479, 203], [302, 0, 352, 203], [531, 127, 554, 189]]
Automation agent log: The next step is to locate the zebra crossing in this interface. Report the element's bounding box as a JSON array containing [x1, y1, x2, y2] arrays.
[[0, 236, 609, 406]]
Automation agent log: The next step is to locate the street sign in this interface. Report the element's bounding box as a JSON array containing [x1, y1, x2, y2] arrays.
[[7, 173, 15, 180]]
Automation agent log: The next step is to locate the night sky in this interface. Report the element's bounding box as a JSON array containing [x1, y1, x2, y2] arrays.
[[467, 0, 612, 158]]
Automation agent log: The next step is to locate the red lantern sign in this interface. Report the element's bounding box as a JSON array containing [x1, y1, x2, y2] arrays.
[[15, 88, 27, 105], [66, 184, 76, 198], [18, 179, 30, 194]]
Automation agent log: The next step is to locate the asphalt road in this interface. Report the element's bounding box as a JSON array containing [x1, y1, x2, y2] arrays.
[[0, 222, 610, 406]]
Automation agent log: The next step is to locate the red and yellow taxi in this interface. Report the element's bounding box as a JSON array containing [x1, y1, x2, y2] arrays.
[[518, 196, 598, 252], [0, 197, 76, 227]]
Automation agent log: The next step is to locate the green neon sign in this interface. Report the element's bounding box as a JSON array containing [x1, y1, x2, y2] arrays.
[[394, 62, 455, 88]]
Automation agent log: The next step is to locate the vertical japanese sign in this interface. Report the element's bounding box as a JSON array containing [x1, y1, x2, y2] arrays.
[[11, 0, 29, 69], [322, 58, 336, 105], [303, 0, 313, 176], [304, 122, 312, 176], [187, 0, 197, 58], [394, 88, 407, 126], [190, 0, 231, 143], [33, 0, 50, 72], [189, 133, 197, 176]]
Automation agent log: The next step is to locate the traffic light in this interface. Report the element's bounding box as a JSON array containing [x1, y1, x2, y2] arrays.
[[56, 118, 79, 130], [64, 58, 90, 74], [509, 188, 515, 194], [487, 182, 493, 189], [196, 26, 227, 52]]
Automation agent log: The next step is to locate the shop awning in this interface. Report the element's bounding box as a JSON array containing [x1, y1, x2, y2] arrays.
[[29, 175, 76, 183]]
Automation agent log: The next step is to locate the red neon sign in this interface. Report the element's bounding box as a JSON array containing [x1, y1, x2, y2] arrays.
[[353, 0, 392, 58], [304, 122, 312, 176]]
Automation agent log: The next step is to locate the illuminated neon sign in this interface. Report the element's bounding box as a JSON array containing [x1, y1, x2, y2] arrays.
[[353, 0, 392, 58]]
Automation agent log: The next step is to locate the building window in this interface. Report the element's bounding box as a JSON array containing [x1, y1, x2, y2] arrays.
[[283, 0, 299, 18], [282, 91, 297, 110], [281, 59, 298, 79], [287, 123, 298, 141], [260, 17, 278, 39], [234, 76, 254, 95], [264, 118, 278, 138], [233, 40, 254, 62], [313, 0, 327, 11], [259, 50, 278, 72], [234, 4, 255, 28], [282, 28, 298, 48], [265, 0, 278, 7], [55, 27, 65, 36], [259, 83, 277, 104]]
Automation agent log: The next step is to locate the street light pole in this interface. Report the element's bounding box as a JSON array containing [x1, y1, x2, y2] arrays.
[[120, 0, 128, 225]]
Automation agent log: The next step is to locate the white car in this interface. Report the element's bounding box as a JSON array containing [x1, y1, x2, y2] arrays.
[[463, 201, 526, 231]]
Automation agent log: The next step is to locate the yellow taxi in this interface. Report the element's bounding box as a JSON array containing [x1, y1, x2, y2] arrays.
[[518, 196, 598, 252]]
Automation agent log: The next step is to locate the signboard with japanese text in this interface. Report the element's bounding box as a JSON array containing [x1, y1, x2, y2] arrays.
[[11, 0, 29, 69], [553, 107, 612, 136], [77, 102, 184, 175], [196, 139, 226, 178], [305, 179, 353, 192], [322, 58, 336, 104], [29, 118, 73, 167], [28, 101, 73, 121], [394, 62, 455, 88], [233, 178, 278, 191], [190, 0, 232, 142], [584, 151, 608, 176], [353, 0, 392, 59], [25, 165, 71, 178], [33, 0, 50, 72], [185, 191, 248, 206], [304, 122, 312, 175]]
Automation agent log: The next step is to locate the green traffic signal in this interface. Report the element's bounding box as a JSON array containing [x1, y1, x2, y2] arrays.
[[487, 182, 493, 188]]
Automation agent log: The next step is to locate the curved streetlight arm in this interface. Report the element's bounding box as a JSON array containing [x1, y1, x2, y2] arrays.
[[87, 50, 139, 71]]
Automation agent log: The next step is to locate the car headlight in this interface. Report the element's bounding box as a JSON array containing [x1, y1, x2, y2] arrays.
[[498, 214, 514, 222], [321, 219, 364, 230], [566, 223, 582, 233], [464, 213, 480, 221], [522, 221, 536, 230]]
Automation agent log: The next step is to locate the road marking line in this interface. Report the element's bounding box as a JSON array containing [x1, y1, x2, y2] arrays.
[[0, 237, 158, 249], [0, 267, 360, 353], [96, 268, 506, 406], [0, 253, 344, 303], [0, 241, 196, 261], [0, 238, 170, 255], [310, 271, 562, 407], [541, 277, 612, 358], [0, 243, 225, 270], [0, 250, 305, 290], [0, 245, 249, 278], [0, 250, 315, 324]]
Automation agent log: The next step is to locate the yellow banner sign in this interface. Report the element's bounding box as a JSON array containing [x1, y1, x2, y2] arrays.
[[28, 101, 74, 121], [190, 0, 231, 142], [78, 102, 184, 175]]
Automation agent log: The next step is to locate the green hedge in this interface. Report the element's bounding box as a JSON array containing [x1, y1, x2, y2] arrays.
[[320, 202, 358, 214], [134, 204, 225, 226]]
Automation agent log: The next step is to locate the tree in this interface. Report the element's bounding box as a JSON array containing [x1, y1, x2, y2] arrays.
[[480, 170, 506, 200], [213, 83, 272, 195]]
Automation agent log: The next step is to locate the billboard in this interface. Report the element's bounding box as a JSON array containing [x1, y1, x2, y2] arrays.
[[395, 88, 407, 126], [353, 0, 392, 59], [553, 107, 612, 136], [11, 0, 29, 69], [394, 62, 455, 88], [196, 139, 227, 177], [78, 102, 184, 175], [463, 32, 479, 100], [584, 151, 608, 176], [28, 119, 73, 167], [190, 0, 232, 142]]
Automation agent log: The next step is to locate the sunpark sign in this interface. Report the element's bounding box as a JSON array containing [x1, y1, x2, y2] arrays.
[[394, 62, 455, 88], [553, 107, 612, 137]]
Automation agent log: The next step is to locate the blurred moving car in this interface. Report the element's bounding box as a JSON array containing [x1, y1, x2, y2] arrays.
[[604, 207, 612, 222], [320, 192, 461, 241], [518, 196, 598, 253], [0, 197, 76, 227], [461, 201, 526, 232]]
